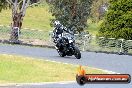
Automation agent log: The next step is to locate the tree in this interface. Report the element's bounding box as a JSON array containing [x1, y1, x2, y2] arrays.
[[98, 0, 132, 40], [91, 0, 109, 22], [0, 0, 8, 12], [48, 0, 92, 33], [5, 0, 30, 42], [5, 0, 40, 42]]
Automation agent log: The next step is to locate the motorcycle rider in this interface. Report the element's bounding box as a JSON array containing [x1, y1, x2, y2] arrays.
[[53, 20, 63, 39], [53, 20, 66, 48], [52, 20, 81, 59], [53, 20, 63, 47]]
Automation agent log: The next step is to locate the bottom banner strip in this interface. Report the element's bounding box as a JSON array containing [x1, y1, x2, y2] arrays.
[[76, 74, 131, 85]]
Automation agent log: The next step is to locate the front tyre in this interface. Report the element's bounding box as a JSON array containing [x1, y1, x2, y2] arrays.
[[74, 46, 81, 59], [58, 50, 66, 57]]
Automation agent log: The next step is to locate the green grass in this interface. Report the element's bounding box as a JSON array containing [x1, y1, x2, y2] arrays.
[[87, 23, 99, 35], [87, 20, 103, 36], [0, 54, 107, 83]]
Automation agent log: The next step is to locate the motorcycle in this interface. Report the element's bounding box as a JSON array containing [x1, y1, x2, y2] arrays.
[[52, 25, 81, 59]]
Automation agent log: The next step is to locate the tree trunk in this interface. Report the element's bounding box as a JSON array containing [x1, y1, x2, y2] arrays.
[[10, 12, 23, 43], [72, 0, 77, 19], [6, 0, 31, 43]]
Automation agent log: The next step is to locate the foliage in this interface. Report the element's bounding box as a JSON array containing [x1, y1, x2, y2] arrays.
[[98, 0, 132, 40], [48, 0, 92, 33], [0, 0, 8, 12]]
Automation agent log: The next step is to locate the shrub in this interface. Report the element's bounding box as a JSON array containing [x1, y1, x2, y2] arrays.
[[98, 0, 132, 40]]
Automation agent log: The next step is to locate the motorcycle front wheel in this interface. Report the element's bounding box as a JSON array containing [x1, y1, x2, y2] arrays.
[[58, 50, 66, 57], [74, 46, 81, 59]]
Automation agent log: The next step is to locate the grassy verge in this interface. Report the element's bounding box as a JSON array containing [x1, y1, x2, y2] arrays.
[[0, 54, 107, 83]]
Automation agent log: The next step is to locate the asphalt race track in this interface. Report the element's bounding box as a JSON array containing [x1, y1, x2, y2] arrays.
[[0, 44, 132, 88]]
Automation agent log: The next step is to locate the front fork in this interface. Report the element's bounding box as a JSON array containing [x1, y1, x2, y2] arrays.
[[68, 44, 76, 54]]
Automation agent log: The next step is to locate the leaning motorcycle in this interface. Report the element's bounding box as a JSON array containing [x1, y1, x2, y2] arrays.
[[52, 26, 81, 59]]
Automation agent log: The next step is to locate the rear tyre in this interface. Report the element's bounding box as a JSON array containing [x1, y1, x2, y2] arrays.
[[74, 46, 81, 59]]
